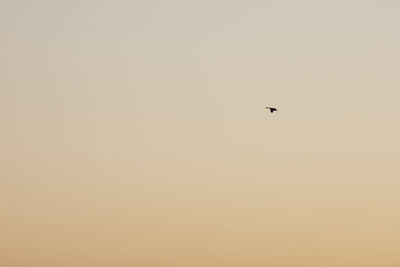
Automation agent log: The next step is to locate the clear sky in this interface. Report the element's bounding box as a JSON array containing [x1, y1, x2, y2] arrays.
[[1, 1, 400, 266]]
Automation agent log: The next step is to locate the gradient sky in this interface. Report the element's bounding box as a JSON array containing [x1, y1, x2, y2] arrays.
[[1, 1, 400, 266]]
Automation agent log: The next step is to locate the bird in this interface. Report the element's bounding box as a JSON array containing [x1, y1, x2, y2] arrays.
[[266, 107, 277, 113]]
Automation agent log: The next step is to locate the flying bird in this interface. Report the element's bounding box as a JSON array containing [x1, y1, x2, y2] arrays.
[[266, 107, 277, 113]]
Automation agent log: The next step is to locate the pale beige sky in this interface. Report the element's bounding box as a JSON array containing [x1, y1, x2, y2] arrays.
[[1, 1, 400, 266]]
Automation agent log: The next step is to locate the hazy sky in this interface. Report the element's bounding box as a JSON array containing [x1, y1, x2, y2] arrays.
[[1, 1, 400, 266]]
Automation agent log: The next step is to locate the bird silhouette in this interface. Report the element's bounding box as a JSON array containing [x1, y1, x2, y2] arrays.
[[266, 107, 277, 113]]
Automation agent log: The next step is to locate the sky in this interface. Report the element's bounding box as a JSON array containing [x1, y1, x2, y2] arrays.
[[1, 0, 400, 266]]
